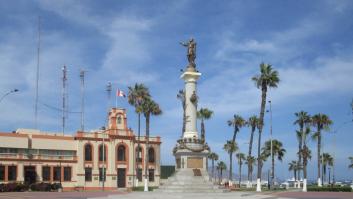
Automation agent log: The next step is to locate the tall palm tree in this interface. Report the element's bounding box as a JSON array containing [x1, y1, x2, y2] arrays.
[[141, 98, 162, 191], [223, 140, 238, 182], [288, 161, 298, 182], [349, 157, 353, 169], [217, 161, 227, 184], [294, 111, 311, 184], [301, 136, 312, 192], [197, 108, 213, 143], [321, 153, 333, 184], [208, 152, 219, 182], [262, 139, 286, 187], [311, 113, 333, 187], [228, 114, 246, 143], [236, 153, 246, 186], [295, 127, 311, 188], [127, 83, 150, 185], [245, 156, 256, 186], [247, 115, 259, 187], [177, 89, 186, 137], [252, 62, 280, 192]]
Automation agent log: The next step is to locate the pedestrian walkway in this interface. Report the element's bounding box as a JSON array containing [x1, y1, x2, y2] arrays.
[[89, 191, 288, 199]]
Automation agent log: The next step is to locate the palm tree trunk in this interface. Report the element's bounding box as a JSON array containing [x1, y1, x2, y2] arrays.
[[239, 162, 242, 187], [220, 169, 223, 184], [212, 160, 214, 182], [257, 85, 267, 192], [294, 170, 296, 182], [201, 119, 205, 143], [317, 130, 322, 186], [144, 114, 150, 191], [248, 128, 255, 185], [298, 126, 303, 181], [271, 153, 275, 188], [229, 153, 233, 181]]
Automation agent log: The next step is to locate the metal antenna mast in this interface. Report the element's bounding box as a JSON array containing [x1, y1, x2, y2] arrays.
[[62, 66, 67, 135], [80, 69, 86, 132], [34, 16, 41, 129], [106, 82, 112, 128]]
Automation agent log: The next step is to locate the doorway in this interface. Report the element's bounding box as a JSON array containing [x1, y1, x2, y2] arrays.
[[117, 168, 126, 188], [24, 166, 36, 184]]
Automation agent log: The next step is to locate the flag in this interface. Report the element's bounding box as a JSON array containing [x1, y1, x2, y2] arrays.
[[116, 89, 126, 97]]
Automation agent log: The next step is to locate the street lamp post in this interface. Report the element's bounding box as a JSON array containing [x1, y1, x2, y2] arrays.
[[0, 89, 19, 103], [267, 100, 273, 189], [100, 127, 109, 191]]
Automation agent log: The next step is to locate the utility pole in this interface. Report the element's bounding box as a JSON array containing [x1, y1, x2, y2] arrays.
[[80, 70, 86, 132], [34, 16, 41, 129], [62, 66, 67, 136]]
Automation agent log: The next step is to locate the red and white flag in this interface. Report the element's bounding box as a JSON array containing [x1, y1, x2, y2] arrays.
[[116, 89, 126, 97]]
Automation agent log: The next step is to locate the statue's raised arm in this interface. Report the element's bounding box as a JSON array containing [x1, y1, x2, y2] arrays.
[[180, 38, 197, 68]]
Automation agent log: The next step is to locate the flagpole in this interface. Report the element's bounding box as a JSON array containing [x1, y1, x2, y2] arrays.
[[115, 92, 118, 108]]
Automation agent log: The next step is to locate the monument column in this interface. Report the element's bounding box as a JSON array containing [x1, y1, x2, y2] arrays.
[[173, 38, 210, 171], [181, 71, 201, 139]]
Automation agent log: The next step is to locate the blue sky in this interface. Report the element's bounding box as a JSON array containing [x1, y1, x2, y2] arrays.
[[1, 0, 353, 181]]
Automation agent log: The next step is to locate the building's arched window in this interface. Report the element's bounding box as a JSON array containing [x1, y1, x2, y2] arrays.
[[117, 116, 122, 124], [99, 144, 107, 161], [117, 145, 126, 161], [148, 147, 155, 163], [84, 144, 92, 161], [136, 146, 142, 163]]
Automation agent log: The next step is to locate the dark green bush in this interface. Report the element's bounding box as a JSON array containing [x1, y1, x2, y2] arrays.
[[51, 183, 62, 191], [30, 182, 52, 191], [307, 186, 352, 192], [132, 186, 158, 191]]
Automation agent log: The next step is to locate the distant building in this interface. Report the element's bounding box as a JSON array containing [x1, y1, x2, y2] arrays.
[[0, 108, 161, 191]]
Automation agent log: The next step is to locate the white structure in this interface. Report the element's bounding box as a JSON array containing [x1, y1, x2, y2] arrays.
[[180, 71, 201, 139]]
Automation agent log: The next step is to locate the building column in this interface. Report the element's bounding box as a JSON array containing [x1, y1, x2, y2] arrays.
[[17, 163, 24, 182], [37, 164, 42, 182]]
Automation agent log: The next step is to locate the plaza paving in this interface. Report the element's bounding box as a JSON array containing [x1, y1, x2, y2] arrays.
[[0, 191, 352, 199], [89, 191, 353, 199]]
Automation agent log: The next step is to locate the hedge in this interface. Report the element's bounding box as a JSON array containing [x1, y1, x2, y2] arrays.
[[0, 182, 62, 192], [307, 186, 352, 192]]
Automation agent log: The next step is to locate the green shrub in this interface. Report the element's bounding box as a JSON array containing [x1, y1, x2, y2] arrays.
[[307, 186, 352, 192], [132, 186, 158, 191]]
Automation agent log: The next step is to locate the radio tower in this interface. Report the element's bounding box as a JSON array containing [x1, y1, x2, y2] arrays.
[[34, 16, 41, 129], [62, 66, 67, 135], [80, 69, 86, 132], [106, 82, 112, 128]]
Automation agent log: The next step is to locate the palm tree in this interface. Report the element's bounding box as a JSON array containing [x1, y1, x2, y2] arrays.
[[208, 152, 219, 182], [247, 115, 259, 187], [127, 83, 150, 185], [245, 156, 256, 186], [321, 153, 333, 184], [197, 108, 213, 143], [301, 137, 312, 192], [236, 153, 246, 186], [349, 157, 353, 169], [177, 89, 186, 137], [294, 111, 311, 185], [217, 161, 227, 184], [141, 98, 162, 191], [311, 113, 333, 187], [288, 161, 298, 183], [252, 62, 280, 192], [228, 114, 246, 143], [223, 140, 238, 182], [262, 139, 286, 187]]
